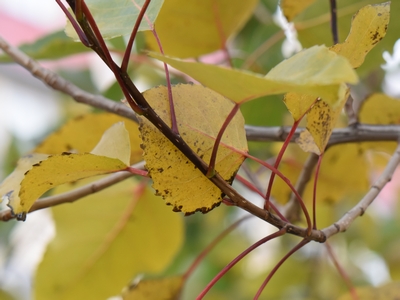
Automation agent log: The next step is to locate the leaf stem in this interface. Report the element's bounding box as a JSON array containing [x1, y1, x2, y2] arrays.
[[183, 215, 253, 281], [121, 0, 151, 72], [325, 242, 359, 300], [264, 119, 301, 210], [312, 154, 324, 229], [196, 228, 287, 299], [207, 103, 240, 178], [254, 239, 309, 299]]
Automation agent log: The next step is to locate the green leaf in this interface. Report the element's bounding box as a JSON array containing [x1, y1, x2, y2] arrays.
[[0, 31, 90, 63], [35, 181, 183, 300], [65, 0, 165, 40], [150, 45, 358, 104], [138, 84, 247, 214], [121, 276, 184, 300], [144, 0, 258, 57]]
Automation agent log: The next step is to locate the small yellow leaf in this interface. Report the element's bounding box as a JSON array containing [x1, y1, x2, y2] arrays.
[[338, 281, 400, 300], [91, 122, 131, 165], [296, 130, 321, 155], [36, 181, 183, 300], [145, 0, 258, 57], [299, 86, 349, 154], [283, 93, 317, 121], [34, 112, 142, 165], [150, 45, 358, 104], [138, 84, 247, 214], [10, 153, 127, 216], [280, 0, 317, 22], [122, 276, 184, 300], [330, 2, 390, 68]]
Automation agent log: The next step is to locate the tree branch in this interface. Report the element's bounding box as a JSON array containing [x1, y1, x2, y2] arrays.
[[0, 161, 145, 221], [322, 143, 400, 239], [0, 35, 137, 122]]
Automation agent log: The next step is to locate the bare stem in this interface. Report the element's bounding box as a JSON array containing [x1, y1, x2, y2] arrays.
[[196, 228, 286, 299], [325, 242, 358, 300], [254, 239, 310, 299], [329, 0, 339, 44], [183, 215, 253, 280]]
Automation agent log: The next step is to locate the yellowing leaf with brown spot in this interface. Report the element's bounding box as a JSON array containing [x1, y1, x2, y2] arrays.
[[359, 93, 400, 124], [283, 93, 317, 121], [145, 0, 258, 57], [280, 0, 317, 22], [138, 84, 247, 214], [296, 130, 321, 155], [34, 112, 142, 164], [338, 281, 400, 300], [330, 2, 390, 69], [150, 45, 358, 104], [36, 181, 183, 300], [297, 86, 349, 154], [3, 123, 131, 217], [122, 276, 184, 300]]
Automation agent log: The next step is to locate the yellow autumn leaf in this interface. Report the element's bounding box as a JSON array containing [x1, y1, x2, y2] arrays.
[[296, 86, 349, 154], [359, 93, 400, 124], [280, 0, 317, 22], [283, 93, 317, 121], [138, 84, 247, 214], [34, 112, 142, 164], [2, 123, 131, 218], [36, 181, 183, 300], [150, 45, 358, 104], [122, 276, 184, 300], [145, 0, 258, 57], [330, 2, 390, 68], [338, 281, 400, 300]]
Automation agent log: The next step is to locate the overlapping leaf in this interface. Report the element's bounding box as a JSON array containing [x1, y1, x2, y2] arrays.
[[150, 45, 357, 104], [138, 84, 247, 214], [35, 182, 183, 300], [34, 112, 142, 164], [121, 276, 184, 300], [144, 0, 258, 57], [0, 123, 130, 217], [66, 0, 164, 40]]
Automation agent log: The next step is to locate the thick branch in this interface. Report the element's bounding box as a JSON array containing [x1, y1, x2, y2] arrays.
[[0, 35, 137, 121], [322, 143, 400, 238]]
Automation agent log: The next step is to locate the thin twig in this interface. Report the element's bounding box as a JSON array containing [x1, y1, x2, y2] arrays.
[[322, 143, 400, 239], [0, 35, 137, 121], [329, 0, 339, 44], [0, 162, 145, 221]]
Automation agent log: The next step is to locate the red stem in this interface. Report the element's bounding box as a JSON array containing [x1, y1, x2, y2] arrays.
[[207, 103, 240, 178], [125, 167, 148, 177], [196, 228, 287, 299], [254, 239, 310, 299], [212, 1, 232, 67], [325, 242, 359, 300], [264, 119, 300, 210], [235, 174, 288, 222], [121, 0, 151, 72], [312, 154, 324, 229], [183, 215, 253, 280]]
